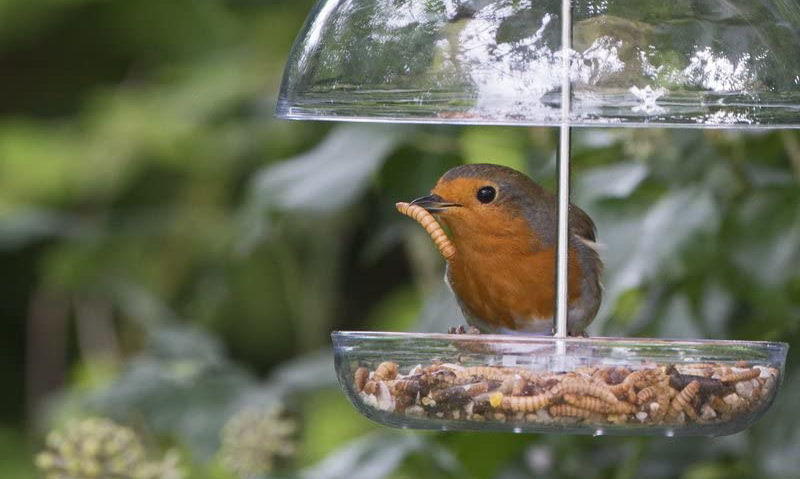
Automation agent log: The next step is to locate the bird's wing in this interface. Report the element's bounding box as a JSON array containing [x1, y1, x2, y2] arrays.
[[568, 204, 597, 243]]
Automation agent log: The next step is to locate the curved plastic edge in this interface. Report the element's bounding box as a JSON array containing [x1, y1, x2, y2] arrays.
[[331, 331, 788, 437]]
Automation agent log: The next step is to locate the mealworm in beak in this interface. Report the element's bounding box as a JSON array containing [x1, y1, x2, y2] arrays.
[[396, 202, 456, 261]]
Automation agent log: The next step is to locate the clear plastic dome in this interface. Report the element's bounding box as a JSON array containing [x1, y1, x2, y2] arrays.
[[278, 0, 800, 127]]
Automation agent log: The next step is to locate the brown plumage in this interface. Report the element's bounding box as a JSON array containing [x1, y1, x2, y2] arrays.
[[402, 164, 602, 335]]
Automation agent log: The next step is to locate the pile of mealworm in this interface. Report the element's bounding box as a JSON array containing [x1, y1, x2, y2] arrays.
[[352, 360, 779, 427]]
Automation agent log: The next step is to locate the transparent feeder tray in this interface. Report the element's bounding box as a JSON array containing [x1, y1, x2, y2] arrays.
[[333, 332, 787, 437]]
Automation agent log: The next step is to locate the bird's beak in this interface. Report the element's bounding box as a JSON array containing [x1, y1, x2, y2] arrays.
[[409, 194, 460, 213]]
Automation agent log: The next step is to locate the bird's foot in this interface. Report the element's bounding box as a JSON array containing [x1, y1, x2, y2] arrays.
[[550, 327, 590, 337], [568, 330, 589, 338], [447, 325, 481, 335]]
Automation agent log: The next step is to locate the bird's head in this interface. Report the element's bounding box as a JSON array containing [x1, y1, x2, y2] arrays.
[[410, 164, 552, 243]]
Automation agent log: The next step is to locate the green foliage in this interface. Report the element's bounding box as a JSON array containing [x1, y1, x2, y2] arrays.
[[35, 417, 185, 479], [0, 427, 36, 479], [219, 405, 296, 477], [1, 1, 799, 479]]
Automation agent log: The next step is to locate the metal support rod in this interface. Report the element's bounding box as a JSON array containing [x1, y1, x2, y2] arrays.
[[554, 0, 572, 340]]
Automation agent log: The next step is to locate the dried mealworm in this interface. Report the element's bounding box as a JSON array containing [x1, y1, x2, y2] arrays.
[[423, 366, 460, 386], [463, 382, 490, 396], [720, 368, 760, 384], [431, 385, 472, 405], [396, 202, 456, 261], [670, 380, 700, 421], [669, 371, 731, 398], [552, 378, 620, 405], [373, 361, 399, 381], [563, 393, 633, 414], [498, 376, 515, 394], [686, 362, 726, 370], [549, 404, 599, 420], [636, 386, 657, 405], [354, 367, 369, 392], [457, 366, 514, 382], [511, 377, 527, 396], [391, 379, 421, 396], [609, 368, 663, 397], [499, 392, 554, 412], [433, 382, 490, 403], [709, 395, 731, 414], [650, 381, 673, 423], [363, 380, 378, 396], [593, 366, 630, 385]]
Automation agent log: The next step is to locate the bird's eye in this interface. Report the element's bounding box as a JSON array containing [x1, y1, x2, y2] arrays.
[[476, 186, 496, 204]]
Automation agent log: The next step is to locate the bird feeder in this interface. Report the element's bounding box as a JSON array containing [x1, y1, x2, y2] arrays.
[[277, 0, 793, 436]]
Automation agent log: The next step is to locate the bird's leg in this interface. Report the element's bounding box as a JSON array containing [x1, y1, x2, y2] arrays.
[[447, 325, 481, 335], [551, 326, 590, 337]]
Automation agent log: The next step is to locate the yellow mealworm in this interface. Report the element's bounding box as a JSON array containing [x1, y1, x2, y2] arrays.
[[651, 381, 673, 423], [373, 361, 399, 381], [563, 394, 633, 414], [456, 366, 515, 382], [720, 369, 760, 384], [592, 366, 631, 386], [511, 377, 527, 396], [396, 202, 456, 261], [500, 392, 553, 412], [591, 367, 613, 383], [687, 362, 727, 370], [670, 380, 700, 421], [709, 396, 731, 413], [354, 367, 369, 392], [609, 368, 662, 394], [498, 376, 515, 394], [500, 367, 543, 382], [549, 404, 599, 420], [552, 378, 619, 405], [636, 386, 657, 405]]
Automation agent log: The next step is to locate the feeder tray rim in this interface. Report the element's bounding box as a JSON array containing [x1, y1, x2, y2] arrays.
[[332, 330, 788, 350], [277, 113, 800, 130]]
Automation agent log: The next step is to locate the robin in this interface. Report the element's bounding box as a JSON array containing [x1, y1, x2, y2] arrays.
[[403, 163, 602, 336]]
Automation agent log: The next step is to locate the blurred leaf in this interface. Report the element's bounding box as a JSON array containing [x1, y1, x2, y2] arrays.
[[753, 368, 800, 477], [302, 433, 455, 479], [0, 208, 89, 249], [299, 389, 375, 466], [732, 201, 800, 287], [595, 187, 718, 333], [249, 124, 402, 214], [0, 427, 35, 479], [461, 127, 527, 171], [414, 283, 465, 333], [575, 161, 649, 204], [240, 124, 404, 251], [365, 286, 421, 332], [86, 324, 255, 459], [266, 348, 337, 396], [657, 294, 703, 339]]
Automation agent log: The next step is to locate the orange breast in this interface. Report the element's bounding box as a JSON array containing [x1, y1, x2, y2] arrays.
[[447, 225, 583, 330]]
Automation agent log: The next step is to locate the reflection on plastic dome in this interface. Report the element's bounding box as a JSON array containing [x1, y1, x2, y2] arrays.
[[278, 0, 800, 127]]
